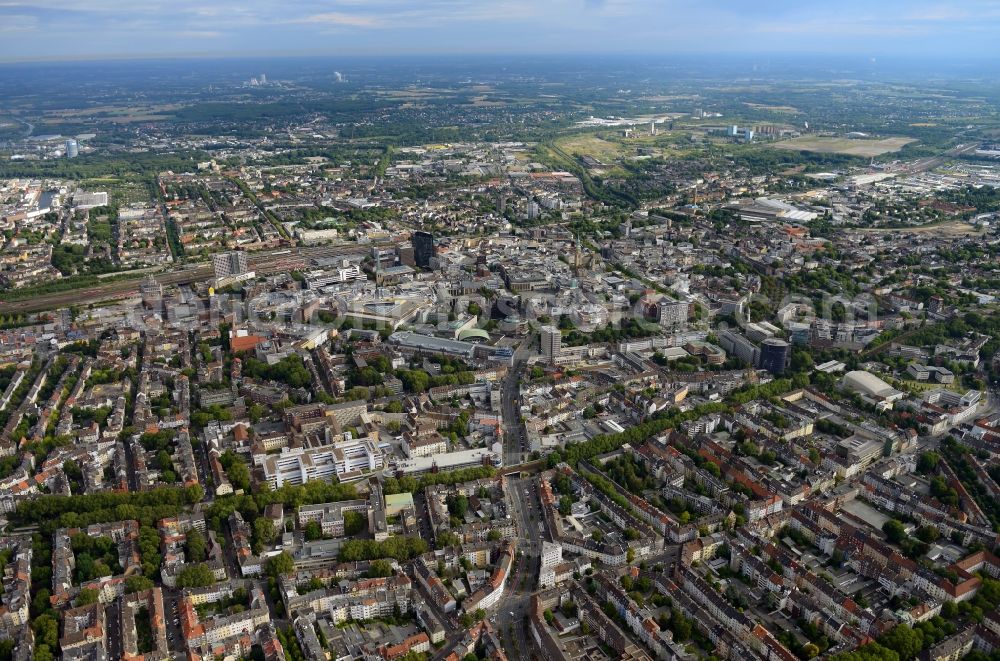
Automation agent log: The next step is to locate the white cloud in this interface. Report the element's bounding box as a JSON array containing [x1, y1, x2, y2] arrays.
[[175, 30, 223, 38], [756, 17, 927, 37], [290, 11, 381, 27], [0, 13, 37, 30]]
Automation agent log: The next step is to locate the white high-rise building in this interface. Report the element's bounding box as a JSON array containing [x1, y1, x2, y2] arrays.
[[540, 325, 561, 365], [541, 541, 563, 568]]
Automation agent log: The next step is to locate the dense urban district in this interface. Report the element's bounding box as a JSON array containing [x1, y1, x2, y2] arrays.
[[2, 57, 1000, 661]]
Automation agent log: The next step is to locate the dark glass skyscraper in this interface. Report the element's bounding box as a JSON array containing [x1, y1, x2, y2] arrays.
[[759, 338, 791, 375], [413, 231, 434, 268]]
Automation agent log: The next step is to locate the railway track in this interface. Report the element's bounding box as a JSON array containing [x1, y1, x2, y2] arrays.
[[0, 241, 400, 315]]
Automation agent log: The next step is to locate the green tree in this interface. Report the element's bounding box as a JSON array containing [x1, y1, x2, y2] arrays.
[[398, 370, 430, 393], [446, 494, 469, 519], [883, 519, 907, 545], [176, 563, 215, 588], [343, 510, 367, 536], [32, 614, 59, 651], [669, 610, 691, 641], [338, 536, 427, 562], [917, 452, 940, 474], [790, 350, 814, 372], [303, 520, 324, 541], [138, 526, 162, 579], [219, 451, 251, 492], [879, 625, 923, 661], [76, 588, 100, 606], [185, 528, 207, 563], [125, 575, 155, 594], [368, 559, 394, 578], [253, 517, 277, 548], [266, 551, 295, 577]]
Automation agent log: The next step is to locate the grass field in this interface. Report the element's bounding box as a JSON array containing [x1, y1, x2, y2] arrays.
[[744, 102, 800, 114], [37, 103, 181, 125], [555, 133, 627, 162], [775, 136, 915, 157], [375, 89, 448, 99], [554, 130, 695, 167]]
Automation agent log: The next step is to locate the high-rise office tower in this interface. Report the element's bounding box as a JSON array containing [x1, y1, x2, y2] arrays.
[[213, 251, 249, 280], [759, 338, 791, 375], [540, 325, 561, 365], [413, 231, 434, 268]]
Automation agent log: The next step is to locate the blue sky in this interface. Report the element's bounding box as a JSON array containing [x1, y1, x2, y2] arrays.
[[1, 0, 999, 60]]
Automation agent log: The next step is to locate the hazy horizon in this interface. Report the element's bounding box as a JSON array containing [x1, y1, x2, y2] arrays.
[[2, 0, 1000, 62]]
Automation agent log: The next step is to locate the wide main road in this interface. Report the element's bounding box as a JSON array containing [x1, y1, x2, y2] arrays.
[[501, 334, 535, 467], [496, 475, 546, 661], [0, 241, 399, 315]]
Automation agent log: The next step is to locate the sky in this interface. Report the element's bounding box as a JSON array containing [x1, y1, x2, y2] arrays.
[[1, 0, 999, 61]]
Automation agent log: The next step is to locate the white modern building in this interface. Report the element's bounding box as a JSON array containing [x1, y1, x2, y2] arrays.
[[841, 370, 905, 410], [261, 438, 383, 488]]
